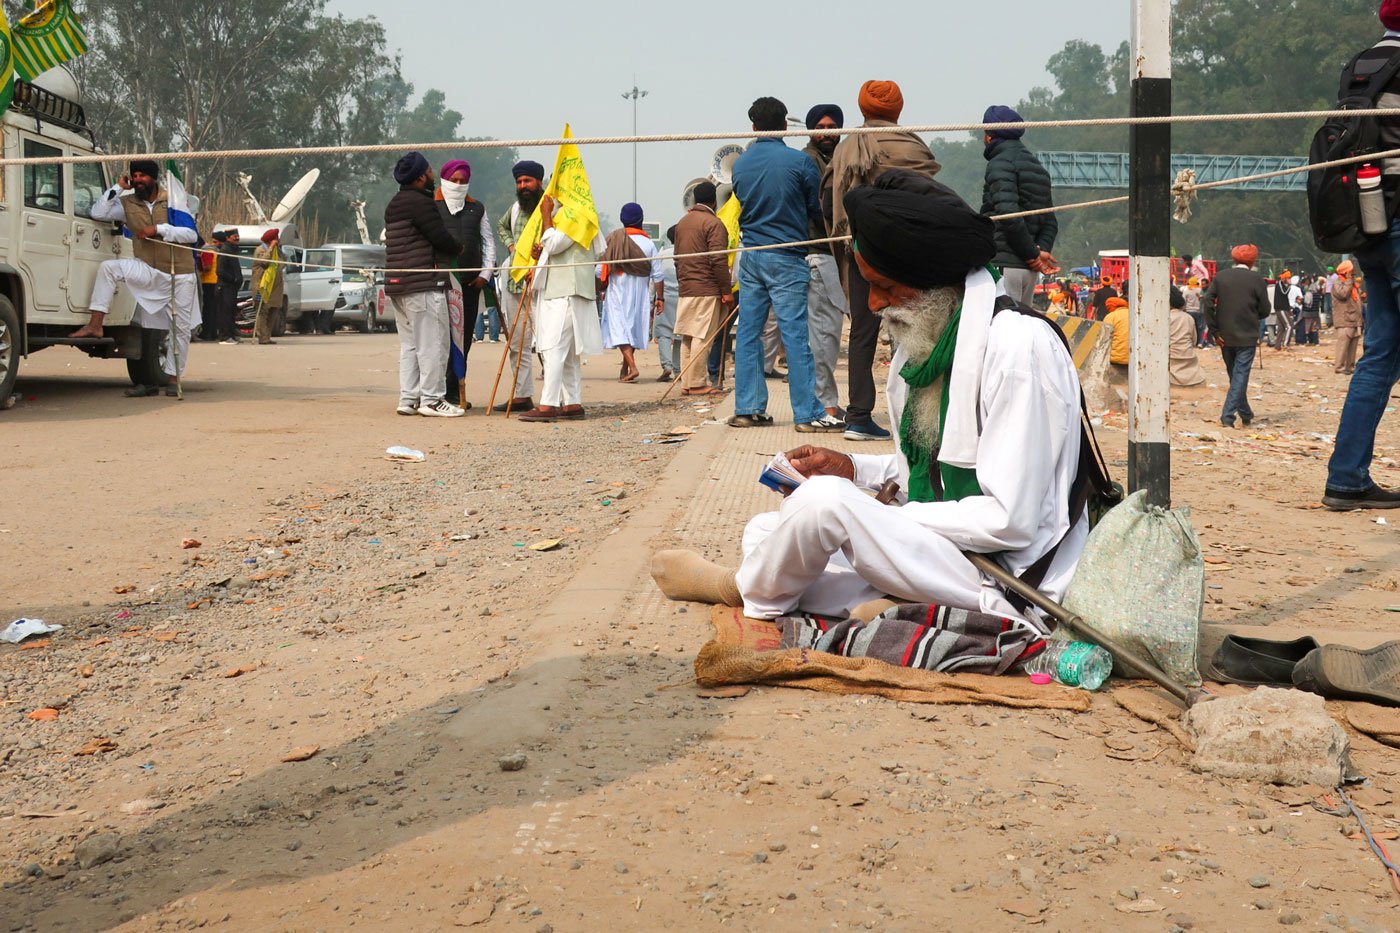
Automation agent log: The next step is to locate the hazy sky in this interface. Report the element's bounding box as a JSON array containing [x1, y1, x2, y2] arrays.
[[328, 1, 1131, 224]]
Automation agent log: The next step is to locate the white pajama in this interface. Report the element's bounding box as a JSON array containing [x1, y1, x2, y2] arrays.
[[392, 290, 450, 405], [89, 258, 198, 378], [738, 475, 983, 618], [536, 295, 588, 407], [495, 279, 536, 399]]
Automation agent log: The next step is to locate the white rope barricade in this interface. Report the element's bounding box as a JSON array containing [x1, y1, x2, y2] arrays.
[[4, 106, 1400, 167]]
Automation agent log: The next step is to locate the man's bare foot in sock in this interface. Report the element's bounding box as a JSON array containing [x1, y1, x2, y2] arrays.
[[70, 312, 105, 339], [650, 549, 742, 607]]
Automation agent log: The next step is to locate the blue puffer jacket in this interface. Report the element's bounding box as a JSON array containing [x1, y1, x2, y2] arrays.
[[980, 138, 1058, 270]]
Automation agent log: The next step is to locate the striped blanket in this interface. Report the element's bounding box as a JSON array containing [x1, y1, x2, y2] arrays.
[[778, 603, 1050, 676]]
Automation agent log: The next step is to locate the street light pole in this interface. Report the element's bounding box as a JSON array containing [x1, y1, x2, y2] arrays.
[[621, 83, 649, 202]]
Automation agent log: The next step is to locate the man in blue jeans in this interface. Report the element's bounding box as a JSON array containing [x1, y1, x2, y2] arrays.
[[1202, 244, 1269, 429], [1324, 217, 1400, 509], [728, 96, 843, 433], [1323, 3, 1400, 510]]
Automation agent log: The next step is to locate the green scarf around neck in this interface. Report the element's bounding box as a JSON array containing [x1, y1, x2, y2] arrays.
[[898, 305, 981, 504]]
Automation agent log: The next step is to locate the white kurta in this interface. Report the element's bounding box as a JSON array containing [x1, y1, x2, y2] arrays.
[[533, 228, 603, 357], [600, 234, 662, 349], [737, 306, 1088, 622]]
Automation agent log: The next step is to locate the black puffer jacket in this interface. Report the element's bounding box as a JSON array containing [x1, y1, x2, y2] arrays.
[[384, 185, 461, 297], [980, 138, 1058, 270]]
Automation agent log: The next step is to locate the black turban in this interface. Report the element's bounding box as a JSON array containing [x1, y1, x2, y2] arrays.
[[805, 104, 844, 130], [130, 159, 159, 177], [512, 160, 545, 181], [844, 169, 995, 289], [393, 151, 430, 185]]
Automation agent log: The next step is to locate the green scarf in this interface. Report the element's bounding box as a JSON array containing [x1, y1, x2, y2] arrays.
[[898, 305, 982, 504]]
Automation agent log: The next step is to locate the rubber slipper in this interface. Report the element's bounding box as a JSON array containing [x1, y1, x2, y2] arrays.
[[1293, 641, 1400, 706]]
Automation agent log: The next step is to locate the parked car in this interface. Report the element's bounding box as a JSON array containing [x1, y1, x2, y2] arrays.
[[318, 243, 388, 333]]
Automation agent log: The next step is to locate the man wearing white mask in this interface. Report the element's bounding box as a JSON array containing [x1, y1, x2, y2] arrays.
[[436, 159, 496, 404]]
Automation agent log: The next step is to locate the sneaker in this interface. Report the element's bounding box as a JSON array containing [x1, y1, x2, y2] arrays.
[[1321, 484, 1400, 511], [419, 399, 466, 418], [396, 402, 419, 416], [727, 413, 774, 428], [220, 337, 240, 345], [795, 415, 845, 433], [844, 418, 892, 441]]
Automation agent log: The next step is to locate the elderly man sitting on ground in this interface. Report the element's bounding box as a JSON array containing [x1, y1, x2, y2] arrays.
[[652, 171, 1088, 629]]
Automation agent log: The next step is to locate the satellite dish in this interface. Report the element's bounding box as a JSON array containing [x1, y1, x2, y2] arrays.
[[270, 169, 320, 224], [681, 177, 711, 211], [710, 145, 744, 185], [30, 65, 78, 102]]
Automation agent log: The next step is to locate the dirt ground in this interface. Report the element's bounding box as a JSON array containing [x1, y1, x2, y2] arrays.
[[3, 327, 1400, 932]]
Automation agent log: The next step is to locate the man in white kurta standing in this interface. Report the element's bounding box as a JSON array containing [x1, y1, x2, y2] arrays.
[[652, 170, 1087, 625], [518, 194, 605, 423], [598, 202, 663, 383], [71, 160, 200, 397]]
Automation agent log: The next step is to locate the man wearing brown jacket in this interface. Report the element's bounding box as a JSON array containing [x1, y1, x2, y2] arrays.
[[825, 80, 941, 440], [673, 182, 733, 395]]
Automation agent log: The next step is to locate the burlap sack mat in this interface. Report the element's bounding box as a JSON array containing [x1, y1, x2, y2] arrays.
[[697, 606, 1091, 712]]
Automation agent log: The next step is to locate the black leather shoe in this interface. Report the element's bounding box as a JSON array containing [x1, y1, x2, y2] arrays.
[[1208, 635, 1320, 686]]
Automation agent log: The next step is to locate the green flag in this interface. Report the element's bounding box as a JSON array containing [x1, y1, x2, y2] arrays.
[[13, 0, 88, 82], [0, 11, 15, 113]]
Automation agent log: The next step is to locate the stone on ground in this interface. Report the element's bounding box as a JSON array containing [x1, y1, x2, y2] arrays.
[[1184, 687, 1349, 787]]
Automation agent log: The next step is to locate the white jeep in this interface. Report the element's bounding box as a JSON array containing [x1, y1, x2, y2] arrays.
[[0, 75, 162, 402]]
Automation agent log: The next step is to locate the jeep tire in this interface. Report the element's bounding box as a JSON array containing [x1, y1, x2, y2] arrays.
[[0, 295, 19, 401], [126, 327, 171, 387]]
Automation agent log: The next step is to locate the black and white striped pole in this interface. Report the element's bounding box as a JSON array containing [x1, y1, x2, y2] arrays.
[[1128, 0, 1172, 507]]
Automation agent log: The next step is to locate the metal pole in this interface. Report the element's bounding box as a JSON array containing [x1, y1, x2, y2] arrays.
[[621, 84, 648, 203], [1128, 0, 1172, 507]]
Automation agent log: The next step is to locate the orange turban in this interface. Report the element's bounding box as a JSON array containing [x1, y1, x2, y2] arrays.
[[1100, 274, 1113, 284], [1279, 269, 1292, 280], [858, 80, 904, 121], [1336, 260, 1354, 276], [1105, 297, 1129, 312], [1231, 244, 1258, 265]]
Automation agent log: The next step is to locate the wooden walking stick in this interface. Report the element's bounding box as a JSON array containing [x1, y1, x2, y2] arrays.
[[659, 302, 740, 403], [503, 285, 537, 418], [168, 244, 183, 400], [487, 279, 532, 416]]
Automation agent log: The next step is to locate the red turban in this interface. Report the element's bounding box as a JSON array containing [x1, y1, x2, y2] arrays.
[[1231, 244, 1258, 265], [1382, 0, 1400, 30], [858, 80, 904, 121], [261, 228, 279, 244]]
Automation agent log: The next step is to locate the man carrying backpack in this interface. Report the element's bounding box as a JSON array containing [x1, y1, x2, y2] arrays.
[[1316, 2, 1400, 509]]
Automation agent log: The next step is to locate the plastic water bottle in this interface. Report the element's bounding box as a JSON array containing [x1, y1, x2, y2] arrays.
[[1357, 164, 1388, 236], [1025, 641, 1113, 690]]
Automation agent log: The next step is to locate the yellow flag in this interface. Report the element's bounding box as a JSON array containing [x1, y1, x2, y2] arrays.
[[510, 124, 600, 283], [715, 195, 742, 278]]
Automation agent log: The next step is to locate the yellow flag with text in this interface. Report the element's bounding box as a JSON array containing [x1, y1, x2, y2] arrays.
[[510, 124, 600, 283], [0, 9, 14, 112]]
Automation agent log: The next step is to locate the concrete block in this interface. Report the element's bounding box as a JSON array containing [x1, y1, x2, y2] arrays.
[[1184, 687, 1350, 787]]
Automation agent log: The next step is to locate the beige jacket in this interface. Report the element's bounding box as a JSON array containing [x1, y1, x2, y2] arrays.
[[252, 243, 285, 309]]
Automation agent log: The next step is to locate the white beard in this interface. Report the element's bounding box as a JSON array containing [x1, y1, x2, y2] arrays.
[[883, 287, 960, 452]]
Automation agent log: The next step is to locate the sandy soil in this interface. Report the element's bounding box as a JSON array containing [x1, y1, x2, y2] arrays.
[[2, 329, 1400, 932]]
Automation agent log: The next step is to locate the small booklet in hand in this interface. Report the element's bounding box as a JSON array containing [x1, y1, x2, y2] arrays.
[[758, 451, 807, 494]]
